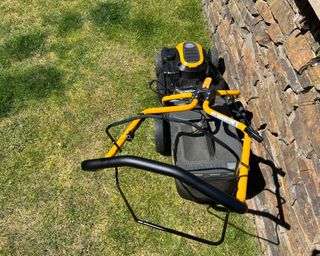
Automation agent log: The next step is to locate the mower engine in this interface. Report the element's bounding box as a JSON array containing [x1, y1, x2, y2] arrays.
[[156, 41, 226, 100]]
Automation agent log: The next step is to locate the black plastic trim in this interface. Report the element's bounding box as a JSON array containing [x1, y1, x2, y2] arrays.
[[244, 127, 263, 143]]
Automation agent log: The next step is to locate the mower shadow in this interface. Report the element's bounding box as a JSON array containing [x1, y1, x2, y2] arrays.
[[207, 152, 291, 245], [247, 153, 290, 230]]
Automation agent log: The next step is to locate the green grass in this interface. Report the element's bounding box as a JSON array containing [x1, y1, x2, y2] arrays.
[[0, 0, 262, 255]]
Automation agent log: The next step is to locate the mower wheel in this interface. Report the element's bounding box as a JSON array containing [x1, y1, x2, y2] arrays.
[[208, 47, 220, 69], [155, 51, 166, 105], [155, 51, 162, 77], [155, 73, 166, 105], [154, 118, 171, 156]]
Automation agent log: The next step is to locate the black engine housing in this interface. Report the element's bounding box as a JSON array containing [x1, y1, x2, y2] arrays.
[[155, 42, 226, 102]]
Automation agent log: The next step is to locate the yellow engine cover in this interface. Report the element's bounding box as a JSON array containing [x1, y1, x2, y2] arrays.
[[176, 42, 204, 68]]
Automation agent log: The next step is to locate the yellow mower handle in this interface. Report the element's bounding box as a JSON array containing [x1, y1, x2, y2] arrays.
[[104, 89, 263, 202]]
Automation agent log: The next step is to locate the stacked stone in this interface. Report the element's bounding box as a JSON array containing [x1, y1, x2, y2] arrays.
[[203, 0, 320, 255]]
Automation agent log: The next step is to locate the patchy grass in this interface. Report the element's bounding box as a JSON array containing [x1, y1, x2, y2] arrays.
[[0, 0, 262, 255]]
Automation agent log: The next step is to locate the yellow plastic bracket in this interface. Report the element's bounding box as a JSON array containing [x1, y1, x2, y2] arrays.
[[202, 77, 212, 89], [216, 90, 240, 97], [161, 92, 193, 104]]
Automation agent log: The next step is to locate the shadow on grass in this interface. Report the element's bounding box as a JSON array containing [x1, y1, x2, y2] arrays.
[[58, 11, 84, 36], [0, 65, 65, 117], [0, 32, 46, 67], [88, 1, 168, 47], [90, 1, 130, 27], [43, 9, 84, 37], [130, 16, 158, 40]]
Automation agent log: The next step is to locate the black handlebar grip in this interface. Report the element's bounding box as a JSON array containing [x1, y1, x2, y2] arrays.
[[82, 158, 113, 170], [81, 155, 248, 214], [244, 127, 263, 143]]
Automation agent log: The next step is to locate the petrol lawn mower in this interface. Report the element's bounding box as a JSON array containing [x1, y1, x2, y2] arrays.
[[81, 41, 263, 245]]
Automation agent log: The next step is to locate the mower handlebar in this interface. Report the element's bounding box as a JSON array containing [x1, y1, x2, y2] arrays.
[[81, 155, 248, 214], [244, 127, 263, 143]]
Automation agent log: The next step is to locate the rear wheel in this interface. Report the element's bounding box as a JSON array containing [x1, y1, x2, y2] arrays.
[[154, 117, 171, 156], [156, 73, 166, 105], [155, 51, 162, 77], [155, 51, 166, 105]]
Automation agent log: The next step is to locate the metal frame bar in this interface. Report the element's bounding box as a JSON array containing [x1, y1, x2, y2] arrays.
[[115, 167, 230, 246]]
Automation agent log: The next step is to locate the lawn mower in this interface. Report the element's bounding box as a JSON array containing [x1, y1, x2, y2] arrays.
[[81, 41, 263, 245]]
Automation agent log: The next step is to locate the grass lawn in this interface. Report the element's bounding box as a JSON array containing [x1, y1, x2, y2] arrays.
[[0, 0, 262, 255]]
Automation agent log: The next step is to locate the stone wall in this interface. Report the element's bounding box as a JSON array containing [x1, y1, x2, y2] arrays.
[[203, 0, 320, 255]]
